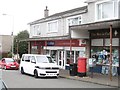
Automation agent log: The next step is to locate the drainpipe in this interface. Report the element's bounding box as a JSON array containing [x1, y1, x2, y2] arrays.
[[119, 0, 120, 18]]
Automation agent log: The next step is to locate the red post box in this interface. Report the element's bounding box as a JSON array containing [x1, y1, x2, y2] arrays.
[[77, 57, 87, 77]]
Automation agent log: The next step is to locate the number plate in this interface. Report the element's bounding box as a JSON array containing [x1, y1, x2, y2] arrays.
[[11, 66, 16, 68]]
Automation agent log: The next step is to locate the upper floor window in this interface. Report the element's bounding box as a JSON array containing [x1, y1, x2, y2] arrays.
[[66, 15, 82, 33], [33, 25, 41, 36], [47, 20, 58, 33], [95, 0, 118, 21], [68, 16, 82, 26]]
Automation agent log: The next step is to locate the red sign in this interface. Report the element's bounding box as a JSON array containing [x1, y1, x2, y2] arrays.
[[31, 39, 86, 47], [52, 39, 86, 47]]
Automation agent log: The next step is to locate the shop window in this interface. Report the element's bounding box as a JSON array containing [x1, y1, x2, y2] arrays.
[[51, 50, 57, 62], [46, 50, 50, 55], [76, 51, 80, 63], [31, 46, 38, 54], [91, 47, 119, 65], [66, 51, 74, 64], [91, 39, 103, 46], [105, 38, 119, 46]]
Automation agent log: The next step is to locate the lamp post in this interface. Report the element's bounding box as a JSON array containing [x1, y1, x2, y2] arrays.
[[2, 14, 14, 58], [16, 39, 19, 61]]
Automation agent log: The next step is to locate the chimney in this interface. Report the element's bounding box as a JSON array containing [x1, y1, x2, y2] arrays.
[[44, 6, 49, 18]]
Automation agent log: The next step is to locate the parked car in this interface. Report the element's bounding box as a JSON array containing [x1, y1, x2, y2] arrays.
[[19, 54, 59, 78], [0, 58, 19, 70]]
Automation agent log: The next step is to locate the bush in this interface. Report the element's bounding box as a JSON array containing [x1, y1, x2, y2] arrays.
[[7, 52, 12, 58]]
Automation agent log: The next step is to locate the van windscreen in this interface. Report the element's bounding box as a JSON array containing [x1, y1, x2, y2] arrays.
[[36, 56, 54, 63]]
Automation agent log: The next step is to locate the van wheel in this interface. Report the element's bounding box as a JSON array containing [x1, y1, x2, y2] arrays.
[[34, 70, 38, 78], [21, 67, 24, 74]]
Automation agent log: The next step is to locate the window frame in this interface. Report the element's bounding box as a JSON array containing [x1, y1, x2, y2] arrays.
[[24, 56, 31, 62], [47, 20, 58, 33], [66, 15, 82, 33], [95, 0, 119, 21], [32, 24, 41, 36], [67, 15, 82, 26], [31, 56, 36, 63]]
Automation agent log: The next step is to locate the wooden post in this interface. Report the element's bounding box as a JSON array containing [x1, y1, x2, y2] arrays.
[[45, 41, 47, 54], [70, 39, 72, 64], [28, 42, 31, 54], [110, 25, 112, 81]]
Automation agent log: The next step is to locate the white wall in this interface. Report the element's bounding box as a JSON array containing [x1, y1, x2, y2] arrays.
[[0, 36, 2, 53], [82, 2, 95, 24], [30, 17, 68, 38]]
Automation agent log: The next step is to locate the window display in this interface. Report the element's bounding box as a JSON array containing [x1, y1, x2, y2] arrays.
[[91, 47, 119, 76], [50, 50, 57, 62], [66, 51, 74, 64], [31, 46, 38, 54], [66, 51, 80, 65]]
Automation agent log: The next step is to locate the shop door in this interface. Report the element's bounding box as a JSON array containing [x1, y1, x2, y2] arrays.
[[58, 50, 64, 69]]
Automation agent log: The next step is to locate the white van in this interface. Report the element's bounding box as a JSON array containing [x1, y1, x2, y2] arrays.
[[19, 54, 59, 78]]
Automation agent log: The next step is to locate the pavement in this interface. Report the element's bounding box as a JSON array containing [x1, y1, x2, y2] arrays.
[[59, 69, 120, 88]]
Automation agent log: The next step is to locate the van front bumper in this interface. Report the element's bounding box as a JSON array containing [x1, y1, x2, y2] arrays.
[[38, 69, 59, 77]]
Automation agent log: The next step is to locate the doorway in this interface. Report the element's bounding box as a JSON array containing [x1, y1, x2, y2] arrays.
[[57, 50, 65, 69]]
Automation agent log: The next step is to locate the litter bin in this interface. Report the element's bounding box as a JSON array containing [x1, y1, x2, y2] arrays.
[[69, 63, 77, 76], [77, 57, 87, 77]]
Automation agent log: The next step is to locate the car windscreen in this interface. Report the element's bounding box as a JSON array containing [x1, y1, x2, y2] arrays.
[[5, 58, 15, 63], [36, 56, 54, 63]]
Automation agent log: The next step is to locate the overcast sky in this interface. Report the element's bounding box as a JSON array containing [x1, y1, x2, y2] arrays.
[[0, 0, 87, 35]]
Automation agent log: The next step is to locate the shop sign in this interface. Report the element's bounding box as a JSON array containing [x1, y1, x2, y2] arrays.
[[55, 40, 79, 47], [47, 41, 55, 46], [46, 39, 86, 47]]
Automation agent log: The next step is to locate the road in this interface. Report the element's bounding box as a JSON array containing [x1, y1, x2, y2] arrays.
[[1, 70, 114, 88]]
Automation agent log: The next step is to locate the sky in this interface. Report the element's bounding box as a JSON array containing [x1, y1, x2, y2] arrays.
[[0, 0, 87, 35]]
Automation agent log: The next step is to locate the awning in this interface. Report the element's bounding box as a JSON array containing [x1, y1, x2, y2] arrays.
[[70, 19, 120, 30], [20, 35, 70, 42]]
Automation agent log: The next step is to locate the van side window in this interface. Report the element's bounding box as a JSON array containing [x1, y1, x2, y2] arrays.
[[24, 56, 30, 62], [31, 56, 36, 63]]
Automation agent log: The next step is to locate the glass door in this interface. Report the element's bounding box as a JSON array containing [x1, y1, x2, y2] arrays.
[[58, 50, 64, 69]]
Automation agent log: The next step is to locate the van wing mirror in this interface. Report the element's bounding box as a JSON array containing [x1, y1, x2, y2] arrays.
[[31, 60, 36, 63]]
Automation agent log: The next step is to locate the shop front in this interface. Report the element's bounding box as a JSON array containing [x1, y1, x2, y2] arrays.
[[90, 29, 119, 76], [28, 39, 87, 69], [70, 19, 120, 75]]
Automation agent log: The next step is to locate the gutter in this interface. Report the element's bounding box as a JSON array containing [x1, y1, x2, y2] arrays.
[[118, 0, 120, 19]]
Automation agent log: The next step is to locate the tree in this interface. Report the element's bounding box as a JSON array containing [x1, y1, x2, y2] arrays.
[[14, 30, 29, 58]]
